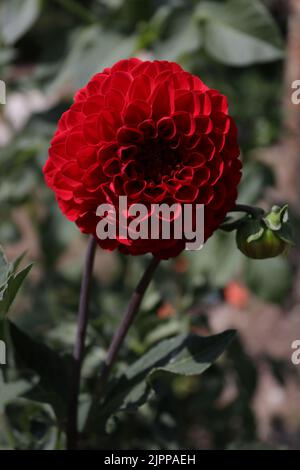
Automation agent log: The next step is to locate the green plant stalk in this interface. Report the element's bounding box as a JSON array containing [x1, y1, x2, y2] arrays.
[[220, 204, 266, 231], [84, 256, 160, 434], [66, 236, 97, 450], [231, 204, 265, 218]]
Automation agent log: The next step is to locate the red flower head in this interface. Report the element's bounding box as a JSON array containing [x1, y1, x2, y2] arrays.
[[44, 58, 241, 259]]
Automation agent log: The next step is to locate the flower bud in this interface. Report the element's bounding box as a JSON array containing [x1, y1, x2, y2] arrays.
[[236, 205, 294, 259]]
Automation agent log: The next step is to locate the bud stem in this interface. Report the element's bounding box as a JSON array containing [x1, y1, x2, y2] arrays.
[[231, 204, 265, 218]]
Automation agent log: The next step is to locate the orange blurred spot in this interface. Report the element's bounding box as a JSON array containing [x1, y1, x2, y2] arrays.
[[224, 281, 249, 309], [173, 255, 189, 273], [157, 302, 176, 319]]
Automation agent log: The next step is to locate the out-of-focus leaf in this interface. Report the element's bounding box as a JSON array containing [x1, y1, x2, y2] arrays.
[[144, 319, 186, 347], [244, 256, 292, 303], [0, 246, 32, 316], [0, 264, 32, 315], [186, 231, 243, 287], [0, 246, 10, 286], [0, 371, 32, 411], [89, 330, 235, 428], [195, 0, 283, 66], [0, 0, 41, 46], [0, 48, 15, 65], [0, 171, 36, 204], [47, 26, 135, 94], [155, 15, 201, 61], [9, 321, 73, 420], [137, 5, 172, 50], [238, 161, 274, 205]]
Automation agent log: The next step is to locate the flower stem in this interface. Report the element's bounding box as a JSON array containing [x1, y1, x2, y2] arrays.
[[231, 204, 265, 218], [66, 235, 97, 450], [84, 256, 160, 433]]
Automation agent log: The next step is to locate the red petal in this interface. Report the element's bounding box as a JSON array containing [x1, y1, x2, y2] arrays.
[[118, 145, 138, 161], [110, 71, 132, 95], [117, 126, 143, 145], [105, 89, 125, 111], [173, 111, 194, 135], [175, 185, 199, 202], [83, 95, 105, 115], [151, 82, 173, 120], [175, 91, 194, 113], [124, 100, 151, 126], [157, 117, 176, 140], [77, 146, 97, 169], [124, 179, 146, 199], [138, 119, 157, 139], [194, 92, 212, 115], [66, 131, 86, 155], [128, 74, 152, 101], [83, 114, 101, 144]]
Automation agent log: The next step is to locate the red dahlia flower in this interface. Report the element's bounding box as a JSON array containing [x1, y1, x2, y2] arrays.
[[43, 58, 241, 259]]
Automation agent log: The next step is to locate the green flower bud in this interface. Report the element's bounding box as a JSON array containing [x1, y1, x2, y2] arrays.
[[236, 205, 294, 259]]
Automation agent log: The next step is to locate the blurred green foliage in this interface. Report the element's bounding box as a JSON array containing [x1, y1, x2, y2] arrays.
[[0, 0, 296, 450]]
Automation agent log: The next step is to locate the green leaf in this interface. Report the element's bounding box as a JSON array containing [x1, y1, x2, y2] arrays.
[[155, 15, 201, 61], [9, 321, 73, 420], [90, 330, 235, 428], [244, 256, 292, 303], [0, 371, 32, 412], [0, 0, 41, 46], [47, 26, 135, 94], [11, 251, 27, 272], [0, 246, 32, 316], [195, 0, 283, 66], [0, 245, 10, 287], [0, 48, 16, 65], [0, 264, 33, 315], [238, 161, 274, 205], [186, 230, 243, 287]]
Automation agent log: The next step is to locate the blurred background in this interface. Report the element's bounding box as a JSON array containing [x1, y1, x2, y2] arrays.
[[1, 0, 300, 450]]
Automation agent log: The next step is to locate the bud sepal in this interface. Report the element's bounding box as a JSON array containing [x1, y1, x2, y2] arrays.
[[235, 205, 294, 260]]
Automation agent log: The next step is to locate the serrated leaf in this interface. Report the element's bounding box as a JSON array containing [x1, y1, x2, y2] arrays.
[[11, 251, 27, 272], [195, 0, 283, 66], [88, 330, 235, 429], [0, 264, 33, 315], [9, 321, 73, 420]]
